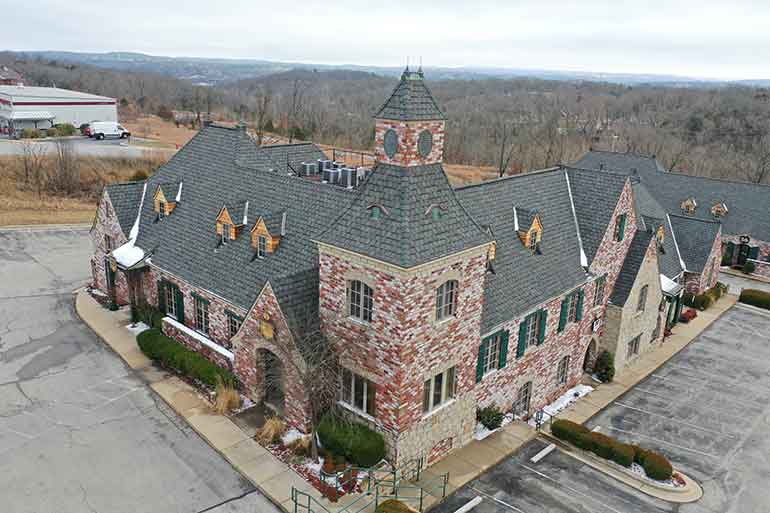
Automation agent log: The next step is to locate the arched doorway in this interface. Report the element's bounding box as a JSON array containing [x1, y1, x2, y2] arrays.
[[583, 340, 597, 372], [258, 349, 285, 415]]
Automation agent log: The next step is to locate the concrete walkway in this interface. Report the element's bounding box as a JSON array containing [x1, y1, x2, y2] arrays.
[[422, 294, 737, 502], [75, 290, 321, 513]]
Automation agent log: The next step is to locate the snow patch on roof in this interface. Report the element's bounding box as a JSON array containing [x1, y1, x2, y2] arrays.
[[112, 241, 145, 268], [129, 182, 148, 241], [243, 201, 249, 225], [513, 206, 519, 231], [175, 182, 183, 202], [564, 171, 589, 268], [666, 214, 687, 272], [660, 273, 682, 295]]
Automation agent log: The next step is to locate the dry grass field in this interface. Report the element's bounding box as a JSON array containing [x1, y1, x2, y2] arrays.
[[123, 115, 198, 148]]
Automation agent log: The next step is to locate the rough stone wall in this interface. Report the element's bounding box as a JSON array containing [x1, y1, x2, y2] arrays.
[[373, 119, 445, 166], [232, 283, 309, 430], [600, 238, 665, 373], [318, 244, 488, 465], [89, 189, 130, 305]]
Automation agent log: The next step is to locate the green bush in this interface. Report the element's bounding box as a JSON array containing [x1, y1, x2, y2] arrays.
[[685, 292, 713, 311], [594, 350, 615, 382], [54, 123, 77, 136], [739, 289, 770, 310], [551, 419, 591, 445], [589, 432, 615, 459], [45, 127, 59, 137], [642, 451, 673, 481], [136, 329, 237, 388], [20, 128, 42, 139], [476, 406, 505, 430], [317, 413, 386, 467], [611, 443, 635, 467], [743, 261, 756, 274]]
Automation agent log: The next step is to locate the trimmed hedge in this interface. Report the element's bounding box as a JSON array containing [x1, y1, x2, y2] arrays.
[[551, 419, 673, 480], [743, 261, 757, 274], [477, 406, 505, 430], [739, 288, 770, 311], [318, 413, 386, 467], [136, 329, 237, 388]]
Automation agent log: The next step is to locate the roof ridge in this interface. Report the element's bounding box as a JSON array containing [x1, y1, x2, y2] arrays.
[[659, 169, 770, 189], [587, 149, 656, 159], [564, 165, 636, 180], [107, 179, 146, 187], [454, 166, 562, 191], [668, 212, 722, 224]]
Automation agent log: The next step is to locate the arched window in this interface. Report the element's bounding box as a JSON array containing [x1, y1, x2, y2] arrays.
[[435, 280, 458, 321], [347, 280, 373, 322]]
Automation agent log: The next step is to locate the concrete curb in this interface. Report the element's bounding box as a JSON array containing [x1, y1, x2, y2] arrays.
[[735, 302, 770, 318], [539, 433, 703, 503], [0, 223, 92, 231], [721, 267, 770, 285], [72, 289, 294, 513]]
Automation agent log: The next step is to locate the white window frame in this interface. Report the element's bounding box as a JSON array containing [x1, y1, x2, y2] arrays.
[[221, 223, 231, 244], [525, 311, 541, 348], [557, 355, 570, 385], [158, 200, 166, 218], [483, 334, 501, 375], [340, 368, 376, 418], [195, 297, 210, 335], [435, 280, 458, 321], [165, 284, 178, 319], [257, 235, 267, 258], [227, 313, 242, 340], [347, 280, 374, 322], [514, 381, 532, 416], [528, 230, 538, 250], [423, 366, 456, 414]]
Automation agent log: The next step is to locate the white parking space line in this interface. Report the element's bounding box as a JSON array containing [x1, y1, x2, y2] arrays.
[[633, 386, 762, 410], [517, 462, 628, 513], [613, 401, 736, 438], [650, 372, 770, 395], [604, 426, 721, 459], [530, 444, 556, 463], [468, 486, 528, 513]]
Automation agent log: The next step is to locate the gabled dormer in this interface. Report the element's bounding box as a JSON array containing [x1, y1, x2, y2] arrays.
[[513, 206, 542, 252], [680, 197, 697, 215], [250, 211, 286, 258], [711, 202, 728, 218], [154, 182, 182, 219], [216, 200, 249, 244]]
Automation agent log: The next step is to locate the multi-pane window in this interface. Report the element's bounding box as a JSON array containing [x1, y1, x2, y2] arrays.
[[594, 276, 606, 306], [347, 280, 374, 322], [257, 236, 267, 258], [227, 312, 242, 339], [637, 285, 649, 312], [340, 369, 376, 417], [435, 280, 458, 321], [423, 367, 456, 414], [568, 293, 580, 323], [525, 311, 542, 348], [165, 284, 178, 319], [195, 297, 210, 335], [158, 201, 166, 218], [483, 333, 502, 374], [557, 355, 570, 385], [514, 381, 532, 416], [221, 223, 231, 244], [528, 230, 538, 250], [627, 334, 641, 359]]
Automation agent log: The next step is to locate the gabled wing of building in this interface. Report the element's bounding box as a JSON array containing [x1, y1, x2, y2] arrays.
[[610, 230, 656, 306], [104, 181, 146, 237], [668, 215, 721, 273]]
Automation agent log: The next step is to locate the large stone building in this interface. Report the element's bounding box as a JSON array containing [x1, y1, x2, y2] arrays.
[[90, 70, 741, 465]]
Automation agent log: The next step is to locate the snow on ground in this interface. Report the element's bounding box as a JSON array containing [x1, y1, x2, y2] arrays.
[[281, 428, 306, 446], [90, 287, 107, 297], [126, 322, 150, 335], [528, 384, 594, 427], [474, 413, 514, 441]]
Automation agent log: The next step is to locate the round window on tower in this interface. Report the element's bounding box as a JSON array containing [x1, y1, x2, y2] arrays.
[[384, 129, 399, 159], [418, 129, 433, 157]]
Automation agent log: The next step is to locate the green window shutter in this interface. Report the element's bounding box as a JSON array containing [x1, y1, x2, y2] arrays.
[[157, 281, 166, 314], [537, 309, 548, 345], [475, 340, 487, 383], [749, 246, 760, 260], [558, 298, 569, 332], [174, 287, 185, 324], [576, 290, 585, 321], [618, 214, 627, 241], [725, 242, 735, 259], [498, 331, 509, 369], [517, 318, 528, 358]]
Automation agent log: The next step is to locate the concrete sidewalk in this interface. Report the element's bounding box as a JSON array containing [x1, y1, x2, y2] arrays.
[[75, 290, 322, 513], [422, 294, 737, 501]]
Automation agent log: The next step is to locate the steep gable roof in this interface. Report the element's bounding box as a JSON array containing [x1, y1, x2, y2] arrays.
[[374, 69, 446, 121], [317, 162, 491, 268], [668, 215, 721, 273], [456, 168, 587, 332], [610, 230, 656, 306], [105, 181, 146, 236]]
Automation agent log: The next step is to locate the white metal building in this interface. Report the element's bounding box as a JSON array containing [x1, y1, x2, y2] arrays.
[[0, 85, 117, 134]]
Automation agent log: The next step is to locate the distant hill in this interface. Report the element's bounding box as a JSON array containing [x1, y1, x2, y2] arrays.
[[9, 50, 758, 87]]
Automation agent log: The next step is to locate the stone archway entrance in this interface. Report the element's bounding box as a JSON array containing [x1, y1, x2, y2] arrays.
[[583, 339, 597, 372], [258, 349, 285, 415]]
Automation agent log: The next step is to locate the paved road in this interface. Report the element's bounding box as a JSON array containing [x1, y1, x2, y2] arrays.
[[0, 137, 174, 158], [719, 270, 770, 294], [434, 305, 770, 513], [0, 227, 276, 513]]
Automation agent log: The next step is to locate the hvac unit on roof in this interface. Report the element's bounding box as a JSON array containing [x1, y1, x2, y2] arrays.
[[317, 159, 332, 171], [356, 167, 368, 186], [333, 161, 344, 170], [301, 162, 318, 176], [339, 168, 356, 188], [322, 168, 340, 184]]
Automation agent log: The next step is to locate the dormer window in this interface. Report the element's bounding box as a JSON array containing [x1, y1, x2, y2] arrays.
[[711, 202, 728, 218], [515, 208, 542, 251], [221, 223, 231, 244], [158, 201, 166, 218], [528, 230, 538, 251], [250, 212, 285, 257], [681, 197, 697, 214], [154, 183, 180, 218], [257, 235, 267, 258]]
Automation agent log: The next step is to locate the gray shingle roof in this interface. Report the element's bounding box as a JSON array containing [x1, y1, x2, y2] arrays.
[[456, 168, 588, 333], [133, 124, 354, 335], [317, 162, 491, 269], [629, 182, 684, 280], [565, 167, 629, 264], [374, 69, 446, 121], [610, 230, 655, 306], [574, 150, 770, 242], [668, 215, 721, 273], [105, 181, 145, 236], [257, 142, 328, 175]]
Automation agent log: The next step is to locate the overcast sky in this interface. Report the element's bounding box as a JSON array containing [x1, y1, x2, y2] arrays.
[[8, 0, 770, 80]]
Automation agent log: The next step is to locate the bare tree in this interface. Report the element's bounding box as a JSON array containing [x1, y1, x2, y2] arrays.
[[50, 140, 79, 195], [287, 78, 306, 143], [17, 140, 45, 191], [254, 86, 272, 146]]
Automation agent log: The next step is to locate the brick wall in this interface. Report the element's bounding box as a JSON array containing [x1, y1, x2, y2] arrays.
[[722, 233, 770, 279], [90, 189, 130, 305], [684, 227, 722, 294], [373, 119, 445, 167]]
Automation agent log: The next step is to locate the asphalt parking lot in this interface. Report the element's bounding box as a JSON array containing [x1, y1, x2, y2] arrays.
[[434, 305, 770, 513], [0, 227, 275, 513], [0, 136, 174, 158]]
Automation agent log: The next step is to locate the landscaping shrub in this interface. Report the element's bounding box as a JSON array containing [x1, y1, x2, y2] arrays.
[[476, 406, 505, 430], [739, 289, 770, 310], [20, 128, 42, 139], [214, 374, 241, 414], [45, 127, 59, 137], [136, 329, 237, 388], [54, 123, 77, 136], [594, 350, 615, 382], [376, 499, 413, 513], [743, 261, 756, 274], [589, 432, 616, 460], [317, 413, 386, 467], [257, 417, 286, 445], [641, 451, 673, 481], [610, 443, 635, 467], [551, 419, 591, 446]]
